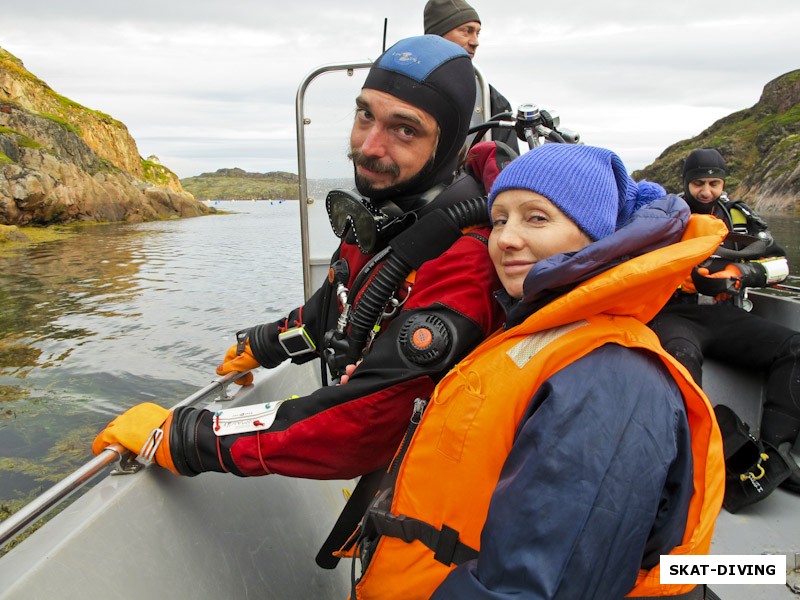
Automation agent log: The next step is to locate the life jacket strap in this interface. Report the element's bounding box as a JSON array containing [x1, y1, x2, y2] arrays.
[[315, 469, 384, 569], [367, 508, 479, 566]]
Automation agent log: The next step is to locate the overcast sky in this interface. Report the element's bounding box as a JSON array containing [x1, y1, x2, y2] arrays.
[[2, 0, 798, 180]]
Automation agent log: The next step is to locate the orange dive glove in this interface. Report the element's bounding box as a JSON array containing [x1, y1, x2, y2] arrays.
[[92, 402, 179, 475], [216, 337, 259, 385], [691, 258, 774, 299]]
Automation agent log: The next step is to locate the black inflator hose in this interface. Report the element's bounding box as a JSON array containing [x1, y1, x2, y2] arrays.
[[343, 196, 489, 366]]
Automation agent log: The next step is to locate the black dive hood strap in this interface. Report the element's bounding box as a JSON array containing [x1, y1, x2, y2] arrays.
[[370, 183, 446, 219], [362, 169, 478, 226], [682, 186, 717, 214]]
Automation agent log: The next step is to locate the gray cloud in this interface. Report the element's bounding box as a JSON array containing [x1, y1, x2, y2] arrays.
[[2, 0, 798, 178]]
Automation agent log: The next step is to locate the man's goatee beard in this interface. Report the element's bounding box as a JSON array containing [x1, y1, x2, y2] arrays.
[[348, 148, 435, 200]]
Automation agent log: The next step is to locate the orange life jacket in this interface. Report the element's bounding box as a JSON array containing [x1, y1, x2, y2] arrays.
[[348, 214, 726, 599]]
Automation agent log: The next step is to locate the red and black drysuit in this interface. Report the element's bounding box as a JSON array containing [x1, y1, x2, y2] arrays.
[[167, 174, 504, 480]]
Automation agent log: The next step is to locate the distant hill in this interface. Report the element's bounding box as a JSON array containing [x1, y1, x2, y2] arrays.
[[0, 46, 210, 227], [180, 168, 300, 201], [180, 170, 355, 202], [633, 70, 800, 212]]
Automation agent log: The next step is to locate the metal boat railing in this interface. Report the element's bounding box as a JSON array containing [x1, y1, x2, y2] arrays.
[[774, 282, 800, 295], [0, 370, 247, 550], [295, 60, 372, 300], [756, 282, 800, 308]]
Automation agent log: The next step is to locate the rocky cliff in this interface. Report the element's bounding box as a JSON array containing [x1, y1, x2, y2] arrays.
[[633, 70, 800, 212], [0, 47, 211, 226]]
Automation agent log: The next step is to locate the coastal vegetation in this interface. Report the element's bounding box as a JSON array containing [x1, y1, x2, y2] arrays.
[[180, 168, 300, 201], [0, 46, 211, 229], [142, 155, 181, 188], [633, 70, 800, 212]]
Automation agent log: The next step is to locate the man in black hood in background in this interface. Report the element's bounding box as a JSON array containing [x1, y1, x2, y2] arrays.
[[650, 148, 800, 511]]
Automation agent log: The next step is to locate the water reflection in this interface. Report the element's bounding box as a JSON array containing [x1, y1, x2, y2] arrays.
[[1, 224, 142, 375], [0, 201, 305, 508]]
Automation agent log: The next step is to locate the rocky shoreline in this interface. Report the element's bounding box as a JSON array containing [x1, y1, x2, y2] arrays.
[[1, 47, 212, 227]]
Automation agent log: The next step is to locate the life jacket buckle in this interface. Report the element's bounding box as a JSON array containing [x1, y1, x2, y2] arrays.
[[371, 510, 415, 544]]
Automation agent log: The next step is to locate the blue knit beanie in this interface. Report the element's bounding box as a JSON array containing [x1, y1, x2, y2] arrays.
[[487, 144, 664, 241]]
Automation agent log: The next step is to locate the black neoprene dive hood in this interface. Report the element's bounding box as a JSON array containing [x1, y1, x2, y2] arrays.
[[682, 148, 728, 213], [356, 35, 476, 204]]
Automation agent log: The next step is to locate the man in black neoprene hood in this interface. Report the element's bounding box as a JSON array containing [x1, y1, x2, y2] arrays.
[[93, 35, 504, 486], [650, 148, 800, 510], [350, 32, 476, 202]]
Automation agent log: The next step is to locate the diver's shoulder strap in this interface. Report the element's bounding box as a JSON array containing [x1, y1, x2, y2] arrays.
[[417, 172, 484, 217], [315, 470, 384, 569]]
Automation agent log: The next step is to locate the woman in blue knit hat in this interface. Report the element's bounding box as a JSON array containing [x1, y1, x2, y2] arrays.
[[346, 144, 726, 599]]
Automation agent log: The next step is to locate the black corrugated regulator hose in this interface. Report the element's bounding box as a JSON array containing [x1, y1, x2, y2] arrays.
[[343, 196, 489, 367]]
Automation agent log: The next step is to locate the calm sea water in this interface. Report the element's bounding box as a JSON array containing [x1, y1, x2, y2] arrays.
[[770, 212, 800, 286], [0, 202, 798, 515], [0, 200, 304, 512]]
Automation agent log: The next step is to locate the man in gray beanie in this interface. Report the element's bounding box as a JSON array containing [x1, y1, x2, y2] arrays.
[[423, 0, 519, 152], [424, 0, 481, 42]]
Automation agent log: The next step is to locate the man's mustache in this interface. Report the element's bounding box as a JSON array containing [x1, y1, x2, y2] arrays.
[[347, 149, 401, 178]]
